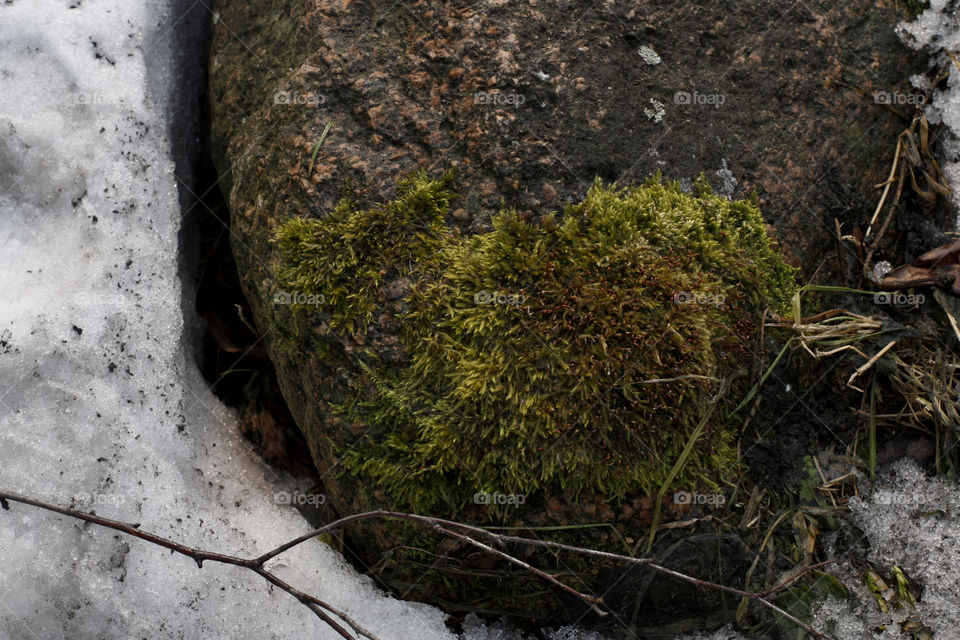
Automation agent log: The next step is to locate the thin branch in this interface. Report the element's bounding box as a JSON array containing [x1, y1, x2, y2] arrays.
[[433, 525, 607, 617], [757, 560, 838, 598], [0, 489, 375, 640], [235, 508, 838, 639], [251, 566, 378, 640], [639, 559, 832, 639], [867, 135, 902, 239], [0, 490, 837, 640]]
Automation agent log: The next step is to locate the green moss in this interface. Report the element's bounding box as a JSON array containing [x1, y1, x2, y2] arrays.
[[275, 171, 799, 512], [901, 0, 929, 19], [274, 168, 456, 334]]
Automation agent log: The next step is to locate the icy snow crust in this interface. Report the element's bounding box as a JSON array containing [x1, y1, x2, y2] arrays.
[[809, 460, 960, 639]]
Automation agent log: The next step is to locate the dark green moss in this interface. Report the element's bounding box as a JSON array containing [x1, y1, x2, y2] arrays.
[[902, 0, 929, 19], [275, 171, 799, 512]]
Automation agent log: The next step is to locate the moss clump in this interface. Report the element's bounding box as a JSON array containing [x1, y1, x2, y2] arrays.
[[274, 169, 456, 335], [902, 0, 929, 19], [275, 172, 798, 513]]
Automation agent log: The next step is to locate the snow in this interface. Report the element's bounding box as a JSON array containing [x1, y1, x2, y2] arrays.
[[897, 0, 960, 226], [810, 460, 960, 639], [0, 1, 454, 638]]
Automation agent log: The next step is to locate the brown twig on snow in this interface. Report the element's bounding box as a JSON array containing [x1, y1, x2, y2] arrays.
[[0, 489, 377, 640], [0, 490, 837, 640]]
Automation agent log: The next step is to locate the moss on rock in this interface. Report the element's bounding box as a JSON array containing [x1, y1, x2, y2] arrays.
[[275, 171, 798, 515], [275, 169, 457, 335], [207, 0, 931, 625]]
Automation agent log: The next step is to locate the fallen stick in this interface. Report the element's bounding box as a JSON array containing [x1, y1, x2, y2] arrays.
[[0, 490, 837, 640]]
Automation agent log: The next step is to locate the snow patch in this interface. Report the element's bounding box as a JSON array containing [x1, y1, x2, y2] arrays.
[[0, 2, 454, 638], [812, 461, 960, 638], [897, 0, 960, 226]]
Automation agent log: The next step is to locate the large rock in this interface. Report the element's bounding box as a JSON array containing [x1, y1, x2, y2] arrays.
[[208, 0, 929, 630]]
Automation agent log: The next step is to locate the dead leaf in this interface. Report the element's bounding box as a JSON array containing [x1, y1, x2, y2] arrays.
[[880, 264, 938, 289], [915, 239, 960, 268]]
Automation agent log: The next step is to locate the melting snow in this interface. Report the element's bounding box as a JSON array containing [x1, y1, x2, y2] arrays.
[[809, 460, 960, 638]]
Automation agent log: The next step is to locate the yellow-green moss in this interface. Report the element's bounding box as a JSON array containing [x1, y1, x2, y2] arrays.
[[274, 169, 456, 334], [274, 171, 799, 512]]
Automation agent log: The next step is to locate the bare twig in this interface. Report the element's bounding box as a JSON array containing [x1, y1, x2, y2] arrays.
[[846, 340, 897, 390], [0, 490, 837, 640], [863, 61, 952, 278], [639, 559, 834, 639], [757, 560, 838, 598], [433, 525, 607, 616], [0, 489, 376, 640], [867, 135, 903, 239]]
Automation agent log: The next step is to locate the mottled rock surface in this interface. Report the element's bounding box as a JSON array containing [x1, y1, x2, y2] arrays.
[[211, 0, 926, 270]]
